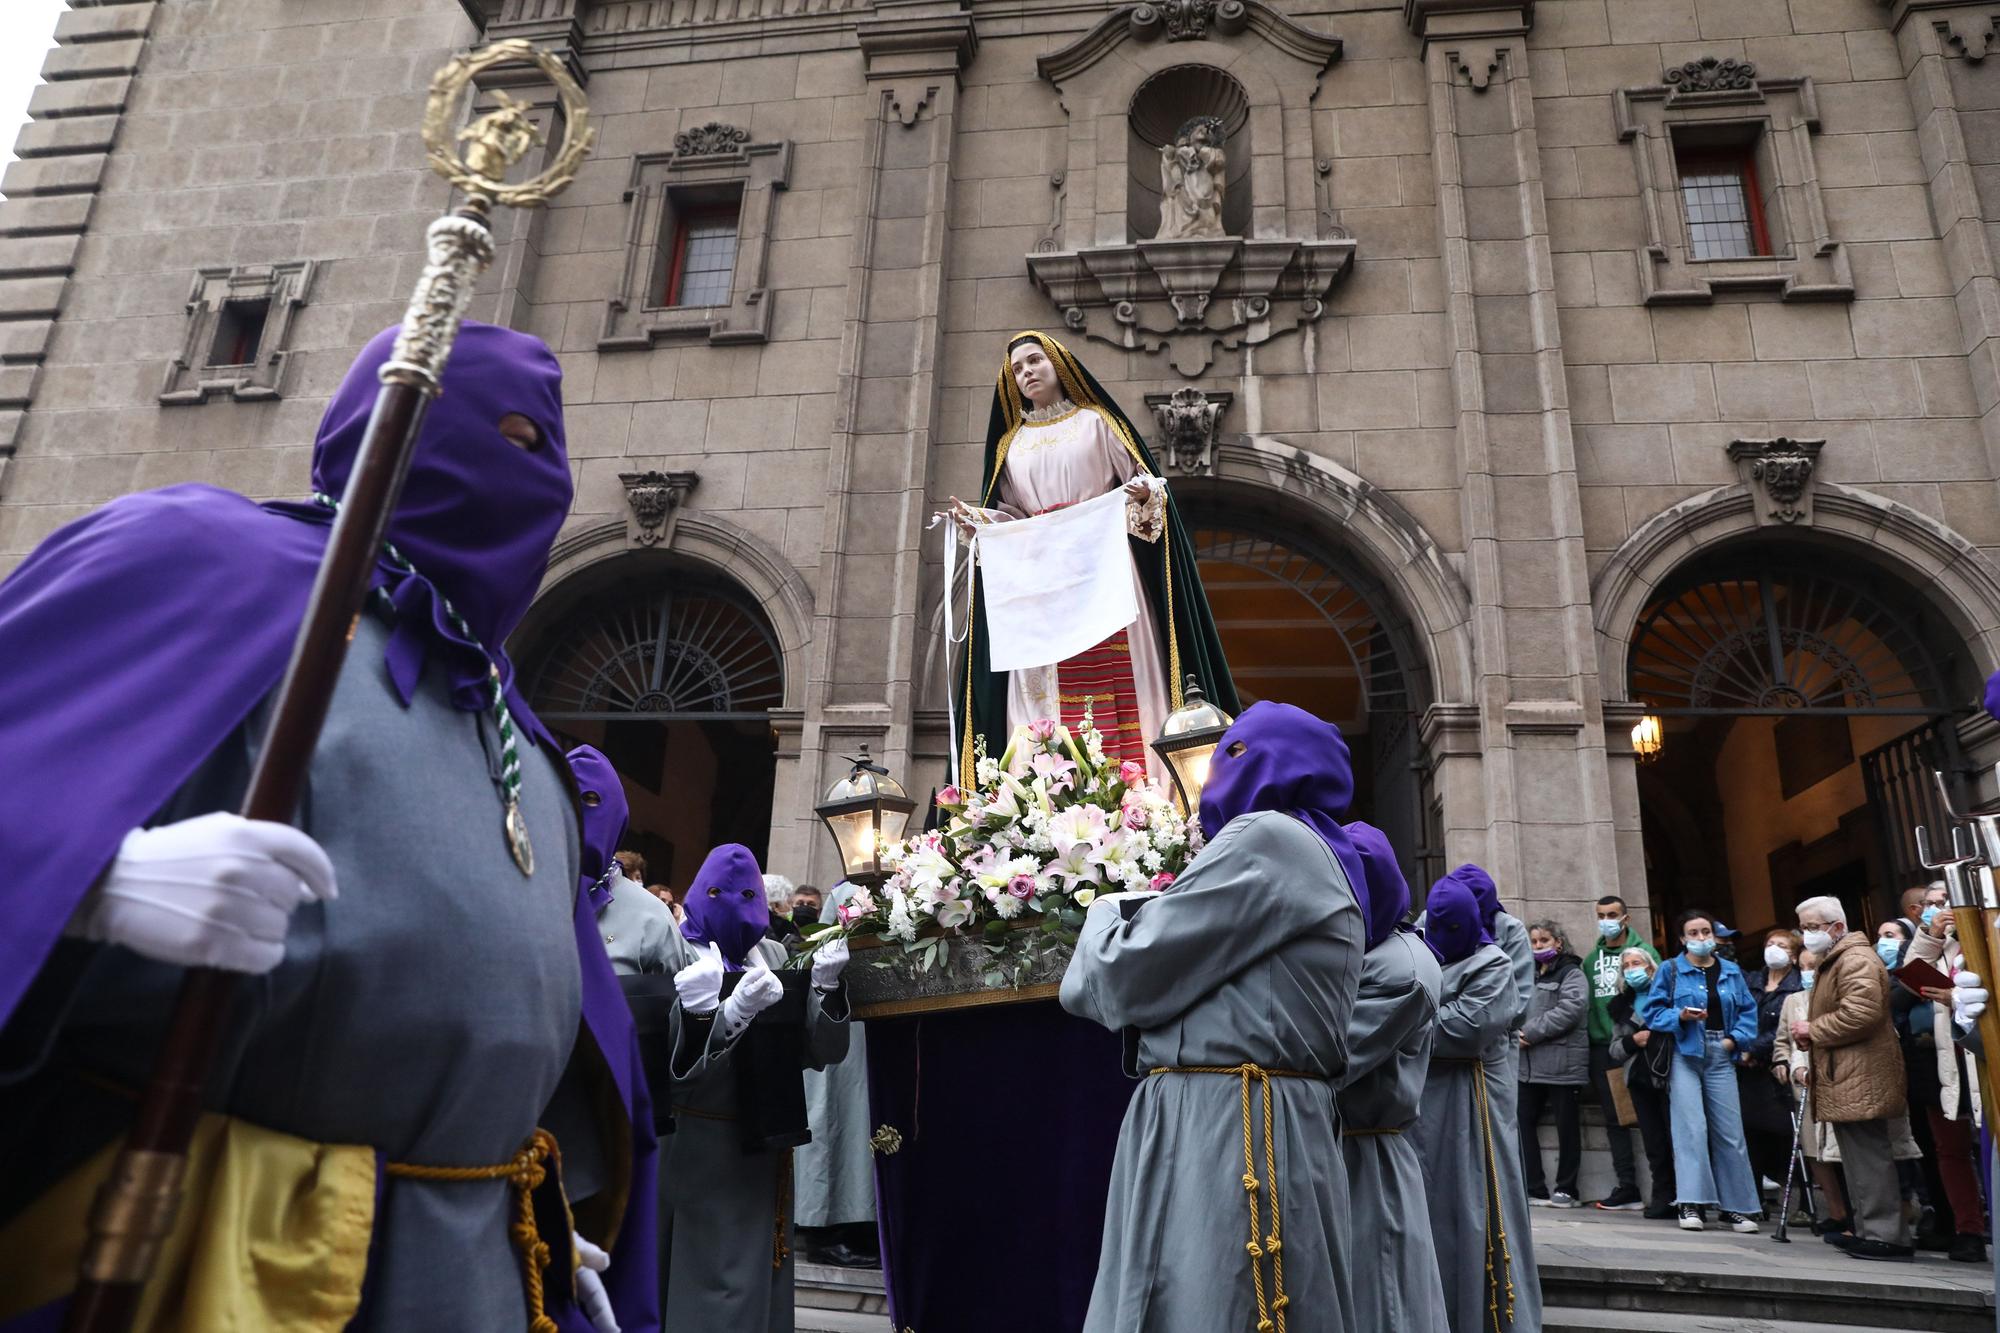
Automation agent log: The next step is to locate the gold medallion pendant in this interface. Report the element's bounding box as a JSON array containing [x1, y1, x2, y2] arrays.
[[506, 800, 535, 876]]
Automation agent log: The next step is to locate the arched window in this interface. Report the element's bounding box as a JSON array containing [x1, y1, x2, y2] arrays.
[[523, 578, 784, 891]]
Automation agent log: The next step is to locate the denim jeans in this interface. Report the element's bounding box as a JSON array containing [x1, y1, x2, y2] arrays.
[[1668, 1031, 1761, 1213]]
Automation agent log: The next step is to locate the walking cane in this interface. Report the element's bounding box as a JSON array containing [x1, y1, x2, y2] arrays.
[[60, 42, 591, 1333], [1771, 1096, 1807, 1242]]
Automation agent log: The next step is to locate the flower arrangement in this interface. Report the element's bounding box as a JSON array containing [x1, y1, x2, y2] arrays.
[[802, 716, 1194, 987]]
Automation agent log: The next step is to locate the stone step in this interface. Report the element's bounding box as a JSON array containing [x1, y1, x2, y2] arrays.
[[796, 1261, 890, 1316], [794, 1308, 894, 1333], [1545, 1308, 1947, 1333], [1542, 1258, 1992, 1333]]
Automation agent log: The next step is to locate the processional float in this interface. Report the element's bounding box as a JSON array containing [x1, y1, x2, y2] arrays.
[[62, 42, 592, 1333]]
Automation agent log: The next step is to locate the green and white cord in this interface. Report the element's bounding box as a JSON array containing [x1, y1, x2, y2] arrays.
[[312, 492, 525, 847]]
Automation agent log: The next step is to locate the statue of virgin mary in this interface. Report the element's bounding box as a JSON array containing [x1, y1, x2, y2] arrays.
[[951, 331, 1238, 786]]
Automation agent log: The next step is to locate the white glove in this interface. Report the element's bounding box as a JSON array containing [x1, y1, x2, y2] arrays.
[[573, 1231, 618, 1333], [812, 936, 850, 991], [68, 812, 336, 974], [674, 941, 726, 1016], [1954, 970, 1988, 1029], [719, 960, 785, 1040]]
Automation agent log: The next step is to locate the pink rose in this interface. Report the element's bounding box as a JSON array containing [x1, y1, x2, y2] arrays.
[[1148, 872, 1176, 892], [837, 902, 860, 925], [937, 784, 965, 807], [1027, 718, 1058, 742], [1123, 804, 1148, 831], [1118, 760, 1146, 785], [1007, 874, 1036, 900]]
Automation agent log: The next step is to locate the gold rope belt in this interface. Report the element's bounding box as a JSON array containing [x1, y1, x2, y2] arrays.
[[384, 1128, 564, 1333], [1150, 1062, 1326, 1333]]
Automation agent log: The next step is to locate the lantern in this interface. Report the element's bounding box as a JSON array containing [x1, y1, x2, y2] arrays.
[[814, 745, 916, 886], [1151, 676, 1235, 814], [1631, 713, 1664, 764]]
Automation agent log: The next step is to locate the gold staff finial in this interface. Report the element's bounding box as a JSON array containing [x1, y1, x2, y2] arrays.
[[458, 89, 547, 182], [421, 38, 594, 211]]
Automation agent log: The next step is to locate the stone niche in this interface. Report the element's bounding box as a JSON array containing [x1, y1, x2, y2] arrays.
[[1026, 0, 1353, 377]]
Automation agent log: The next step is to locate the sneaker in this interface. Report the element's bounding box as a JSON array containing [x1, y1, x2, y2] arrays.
[[1528, 1189, 1552, 1207], [1845, 1238, 1916, 1262], [1950, 1233, 1987, 1264], [1594, 1186, 1643, 1211], [1549, 1192, 1582, 1209], [1720, 1211, 1760, 1234], [1677, 1205, 1703, 1231]]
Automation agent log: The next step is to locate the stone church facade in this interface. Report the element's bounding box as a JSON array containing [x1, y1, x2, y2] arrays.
[[7, 0, 2000, 941]]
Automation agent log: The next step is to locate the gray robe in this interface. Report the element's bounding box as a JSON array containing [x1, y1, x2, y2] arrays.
[[18, 615, 599, 1332], [793, 885, 875, 1228], [1060, 810, 1364, 1333], [659, 934, 852, 1333], [1337, 930, 1448, 1333], [597, 869, 681, 975], [1411, 943, 1542, 1333]]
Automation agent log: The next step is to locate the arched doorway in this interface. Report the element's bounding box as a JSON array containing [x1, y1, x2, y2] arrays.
[[1626, 542, 1965, 940], [1187, 511, 1436, 884], [522, 569, 783, 895]]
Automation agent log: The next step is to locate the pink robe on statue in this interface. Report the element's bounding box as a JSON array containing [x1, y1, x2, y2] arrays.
[[991, 405, 1171, 781]]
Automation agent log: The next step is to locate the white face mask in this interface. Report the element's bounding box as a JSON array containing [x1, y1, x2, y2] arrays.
[[1801, 928, 1835, 956], [1764, 944, 1792, 969]]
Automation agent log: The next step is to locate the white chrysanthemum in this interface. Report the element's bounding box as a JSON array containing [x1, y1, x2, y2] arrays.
[[1141, 848, 1164, 872], [976, 755, 1001, 785], [991, 891, 1024, 920]]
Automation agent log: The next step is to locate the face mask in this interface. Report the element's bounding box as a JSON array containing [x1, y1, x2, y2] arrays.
[[1800, 969, 1815, 991], [1685, 938, 1716, 958], [1623, 967, 1651, 989], [1764, 944, 1792, 969], [1876, 939, 1902, 966], [1596, 918, 1624, 939], [1533, 947, 1558, 963], [1801, 929, 1834, 956], [1923, 905, 1943, 928]]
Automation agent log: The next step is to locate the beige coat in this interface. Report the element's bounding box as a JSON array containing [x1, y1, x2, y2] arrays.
[[1908, 928, 1984, 1123], [1773, 990, 1921, 1162], [1805, 929, 1907, 1123]]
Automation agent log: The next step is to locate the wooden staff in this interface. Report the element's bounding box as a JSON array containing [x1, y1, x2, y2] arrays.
[[1917, 780, 2000, 1127], [62, 41, 591, 1333]]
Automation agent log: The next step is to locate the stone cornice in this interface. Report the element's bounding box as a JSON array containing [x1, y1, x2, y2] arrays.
[[1038, 0, 1341, 86], [1403, 0, 1533, 40]]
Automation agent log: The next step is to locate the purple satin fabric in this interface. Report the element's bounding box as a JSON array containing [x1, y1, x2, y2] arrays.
[[568, 745, 631, 914], [0, 324, 659, 1333], [1424, 877, 1492, 965], [1196, 700, 1373, 941], [1345, 819, 1413, 947], [680, 843, 771, 969], [1442, 861, 1503, 931], [1986, 668, 2000, 723]]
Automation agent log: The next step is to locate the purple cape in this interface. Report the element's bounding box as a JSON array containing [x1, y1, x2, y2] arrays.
[[1423, 877, 1492, 965], [0, 323, 659, 1333], [567, 745, 631, 914], [681, 843, 771, 970], [1344, 819, 1412, 948], [1986, 668, 2000, 723], [1441, 861, 1502, 931], [1197, 700, 1371, 933]]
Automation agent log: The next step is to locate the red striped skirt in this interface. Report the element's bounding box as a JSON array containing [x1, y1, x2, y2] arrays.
[[1058, 629, 1145, 764]]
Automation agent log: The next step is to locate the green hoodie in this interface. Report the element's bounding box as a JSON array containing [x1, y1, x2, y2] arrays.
[[1584, 928, 1659, 1042]]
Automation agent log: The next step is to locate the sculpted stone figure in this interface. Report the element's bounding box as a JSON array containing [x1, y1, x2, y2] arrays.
[[1154, 117, 1226, 241]]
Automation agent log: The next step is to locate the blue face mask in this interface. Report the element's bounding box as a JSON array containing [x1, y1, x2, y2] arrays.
[[1922, 905, 1942, 928], [1800, 969, 1815, 991], [1623, 967, 1651, 989], [1685, 938, 1716, 958], [1876, 939, 1902, 966], [1597, 918, 1624, 939]]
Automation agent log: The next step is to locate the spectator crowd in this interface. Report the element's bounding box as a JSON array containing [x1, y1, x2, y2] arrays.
[[1520, 884, 1991, 1263]]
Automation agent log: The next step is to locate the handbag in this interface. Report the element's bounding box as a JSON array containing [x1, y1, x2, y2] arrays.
[[1604, 1064, 1639, 1127]]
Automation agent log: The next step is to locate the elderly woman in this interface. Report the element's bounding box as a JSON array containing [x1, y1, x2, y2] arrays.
[[1606, 946, 1676, 1218], [1519, 921, 1590, 1207]]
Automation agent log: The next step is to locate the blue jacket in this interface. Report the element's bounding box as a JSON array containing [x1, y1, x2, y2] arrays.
[[1639, 954, 1758, 1058]]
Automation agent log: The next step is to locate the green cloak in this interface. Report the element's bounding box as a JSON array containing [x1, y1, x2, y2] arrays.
[[953, 331, 1238, 786]]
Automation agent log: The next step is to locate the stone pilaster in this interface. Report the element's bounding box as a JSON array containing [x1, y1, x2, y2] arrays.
[[1880, 1, 2000, 510], [781, 0, 975, 885], [0, 1, 155, 499], [1409, 0, 1632, 930]]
